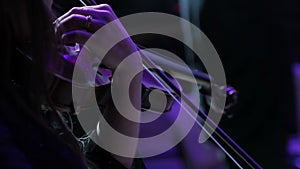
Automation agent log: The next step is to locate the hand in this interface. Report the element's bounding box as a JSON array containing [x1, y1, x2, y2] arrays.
[[54, 4, 138, 70]]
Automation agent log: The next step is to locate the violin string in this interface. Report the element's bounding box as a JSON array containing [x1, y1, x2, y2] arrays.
[[139, 50, 259, 169], [140, 61, 243, 169], [78, 0, 87, 6], [87, 0, 97, 6], [140, 46, 261, 168], [79, 0, 97, 6], [75, 0, 261, 168]]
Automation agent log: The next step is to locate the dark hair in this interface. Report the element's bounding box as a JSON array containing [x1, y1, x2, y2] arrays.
[[0, 0, 88, 168]]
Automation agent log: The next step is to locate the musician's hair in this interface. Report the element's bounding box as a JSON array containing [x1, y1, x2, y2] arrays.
[[0, 0, 88, 168]]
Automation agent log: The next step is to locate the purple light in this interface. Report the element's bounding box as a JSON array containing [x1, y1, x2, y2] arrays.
[[295, 157, 300, 168]]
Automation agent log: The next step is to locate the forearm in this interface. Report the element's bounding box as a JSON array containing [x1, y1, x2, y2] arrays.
[[97, 56, 143, 168]]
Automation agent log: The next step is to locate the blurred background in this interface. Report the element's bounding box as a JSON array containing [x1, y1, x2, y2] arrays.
[[53, 0, 300, 168]]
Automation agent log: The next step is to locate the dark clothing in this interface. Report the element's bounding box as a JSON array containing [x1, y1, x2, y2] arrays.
[[0, 86, 146, 169], [0, 120, 85, 169], [0, 88, 87, 169], [81, 136, 146, 169]]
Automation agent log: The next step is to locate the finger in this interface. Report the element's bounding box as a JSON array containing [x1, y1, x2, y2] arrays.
[[90, 4, 118, 19], [58, 14, 86, 33], [56, 6, 85, 23], [57, 11, 115, 33], [56, 5, 115, 23], [57, 7, 93, 20], [61, 30, 92, 45]]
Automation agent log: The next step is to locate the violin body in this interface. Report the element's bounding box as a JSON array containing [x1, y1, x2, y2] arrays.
[[48, 48, 179, 114]]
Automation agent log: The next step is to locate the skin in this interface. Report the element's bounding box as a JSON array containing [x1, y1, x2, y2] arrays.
[[54, 4, 138, 70], [53, 4, 142, 168], [6, 0, 141, 168]]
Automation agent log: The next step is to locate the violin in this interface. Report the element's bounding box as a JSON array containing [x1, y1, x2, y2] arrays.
[[48, 44, 237, 113], [47, 0, 262, 168], [47, 43, 260, 169]]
